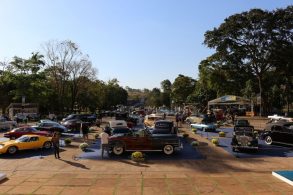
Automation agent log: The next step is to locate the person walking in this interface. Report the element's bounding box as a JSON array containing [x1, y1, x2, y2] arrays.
[[100, 129, 109, 158], [51, 131, 60, 159], [81, 122, 89, 142]]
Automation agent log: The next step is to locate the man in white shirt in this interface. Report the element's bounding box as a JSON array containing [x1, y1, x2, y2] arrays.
[[100, 130, 109, 158]]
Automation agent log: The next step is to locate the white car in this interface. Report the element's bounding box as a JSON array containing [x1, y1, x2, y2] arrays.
[[0, 117, 17, 130]]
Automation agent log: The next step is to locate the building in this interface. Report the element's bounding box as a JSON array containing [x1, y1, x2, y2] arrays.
[[6, 103, 39, 120]]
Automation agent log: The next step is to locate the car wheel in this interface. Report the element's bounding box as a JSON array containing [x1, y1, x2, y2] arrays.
[[163, 144, 174, 155], [43, 141, 52, 149], [265, 136, 273, 145], [202, 128, 206, 132], [7, 146, 17, 154], [11, 136, 16, 140], [112, 144, 124, 155]]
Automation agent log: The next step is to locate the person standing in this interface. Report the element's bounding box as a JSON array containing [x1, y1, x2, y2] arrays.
[[81, 123, 89, 142], [100, 129, 109, 158], [51, 131, 60, 159]]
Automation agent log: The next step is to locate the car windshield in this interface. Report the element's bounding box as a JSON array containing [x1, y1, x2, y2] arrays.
[[234, 127, 254, 136], [15, 136, 30, 142]]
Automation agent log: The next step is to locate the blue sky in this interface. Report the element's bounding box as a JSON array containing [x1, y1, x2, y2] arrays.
[[0, 0, 292, 89]]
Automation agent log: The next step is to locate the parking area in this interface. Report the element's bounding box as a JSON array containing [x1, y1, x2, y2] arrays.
[[192, 127, 293, 158], [0, 120, 292, 194]]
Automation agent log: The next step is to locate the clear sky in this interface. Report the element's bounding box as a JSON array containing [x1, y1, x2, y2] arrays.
[[0, 0, 292, 89]]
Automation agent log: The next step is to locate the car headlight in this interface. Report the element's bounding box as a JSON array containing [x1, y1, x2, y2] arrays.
[[248, 142, 251, 145], [0, 145, 4, 149]]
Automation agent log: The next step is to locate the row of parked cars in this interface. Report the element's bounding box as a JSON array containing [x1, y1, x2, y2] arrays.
[[187, 115, 293, 152]]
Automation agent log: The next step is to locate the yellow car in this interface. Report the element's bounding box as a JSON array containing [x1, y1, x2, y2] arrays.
[[0, 135, 52, 155]]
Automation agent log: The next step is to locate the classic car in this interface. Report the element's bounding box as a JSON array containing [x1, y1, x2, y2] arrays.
[[61, 119, 83, 131], [189, 114, 217, 132], [104, 126, 132, 136], [231, 126, 258, 152], [108, 128, 182, 155], [3, 126, 51, 139], [0, 117, 17, 130], [0, 135, 52, 154], [144, 114, 164, 127], [185, 114, 201, 124], [33, 122, 68, 133], [267, 114, 293, 122], [61, 114, 96, 124], [260, 121, 293, 146], [234, 119, 251, 127], [149, 120, 177, 134]]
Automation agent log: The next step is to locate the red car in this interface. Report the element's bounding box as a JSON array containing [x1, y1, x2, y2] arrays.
[[3, 126, 51, 140]]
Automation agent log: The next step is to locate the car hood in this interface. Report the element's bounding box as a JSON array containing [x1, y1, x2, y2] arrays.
[[0, 140, 16, 146]]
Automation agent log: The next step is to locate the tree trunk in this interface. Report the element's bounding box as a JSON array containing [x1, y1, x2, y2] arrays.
[[257, 76, 262, 116]]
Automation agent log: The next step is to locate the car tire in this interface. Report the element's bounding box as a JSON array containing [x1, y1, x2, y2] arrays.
[[163, 144, 174, 155], [43, 141, 52, 149], [112, 144, 124, 155], [7, 146, 17, 154], [11, 136, 16, 140], [265, 136, 273, 145]]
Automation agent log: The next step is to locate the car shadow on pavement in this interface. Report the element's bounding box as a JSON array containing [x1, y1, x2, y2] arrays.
[[0, 148, 55, 159]]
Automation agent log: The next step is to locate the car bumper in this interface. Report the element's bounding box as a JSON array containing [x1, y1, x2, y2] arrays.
[[232, 146, 258, 150], [175, 143, 183, 151]]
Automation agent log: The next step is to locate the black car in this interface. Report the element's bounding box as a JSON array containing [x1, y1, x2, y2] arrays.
[[149, 120, 177, 134], [260, 121, 293, 146], [61, 114, 96, 124], [234, 119, 251, 128], [231, 126, 258, 152], [61, 119, 83, 131]]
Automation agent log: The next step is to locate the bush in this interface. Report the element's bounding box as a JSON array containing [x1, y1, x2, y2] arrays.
[[219, 131, 226, 137], [183, 133, 189, 138], [131, 151, 145, 162], [211, 138, 219, 146], [191, 141, 199, 147], [64, 138, 72, 145], [191, 128, 197, 133], [79, 142, 89, 151]]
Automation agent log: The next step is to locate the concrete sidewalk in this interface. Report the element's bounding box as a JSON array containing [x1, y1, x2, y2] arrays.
[[0, 125, 292, 194]]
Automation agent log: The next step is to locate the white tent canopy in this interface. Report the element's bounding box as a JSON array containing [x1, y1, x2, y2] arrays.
[[208, 95, 251, 108]]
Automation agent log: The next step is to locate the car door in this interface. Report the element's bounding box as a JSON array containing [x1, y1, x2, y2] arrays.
[[283, 124, 293, 145], [16, 136, 32, 150], [270, 125, 283, 142], [28, 136, 42, 149], [128, 130, 151, 150]]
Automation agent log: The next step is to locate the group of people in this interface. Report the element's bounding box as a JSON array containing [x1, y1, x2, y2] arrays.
[[51, 121, 110, 159]]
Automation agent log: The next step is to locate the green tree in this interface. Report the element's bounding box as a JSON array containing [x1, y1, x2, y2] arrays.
[[204, 9, 276, 115], [171, 74, 196, 105], [160, 79, 172, 108]]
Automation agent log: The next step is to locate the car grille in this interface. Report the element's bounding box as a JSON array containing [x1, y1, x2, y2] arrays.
[[237, 136, 252, 146]]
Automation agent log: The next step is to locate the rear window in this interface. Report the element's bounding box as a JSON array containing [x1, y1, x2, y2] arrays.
[[155, 121, 173, 129]]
